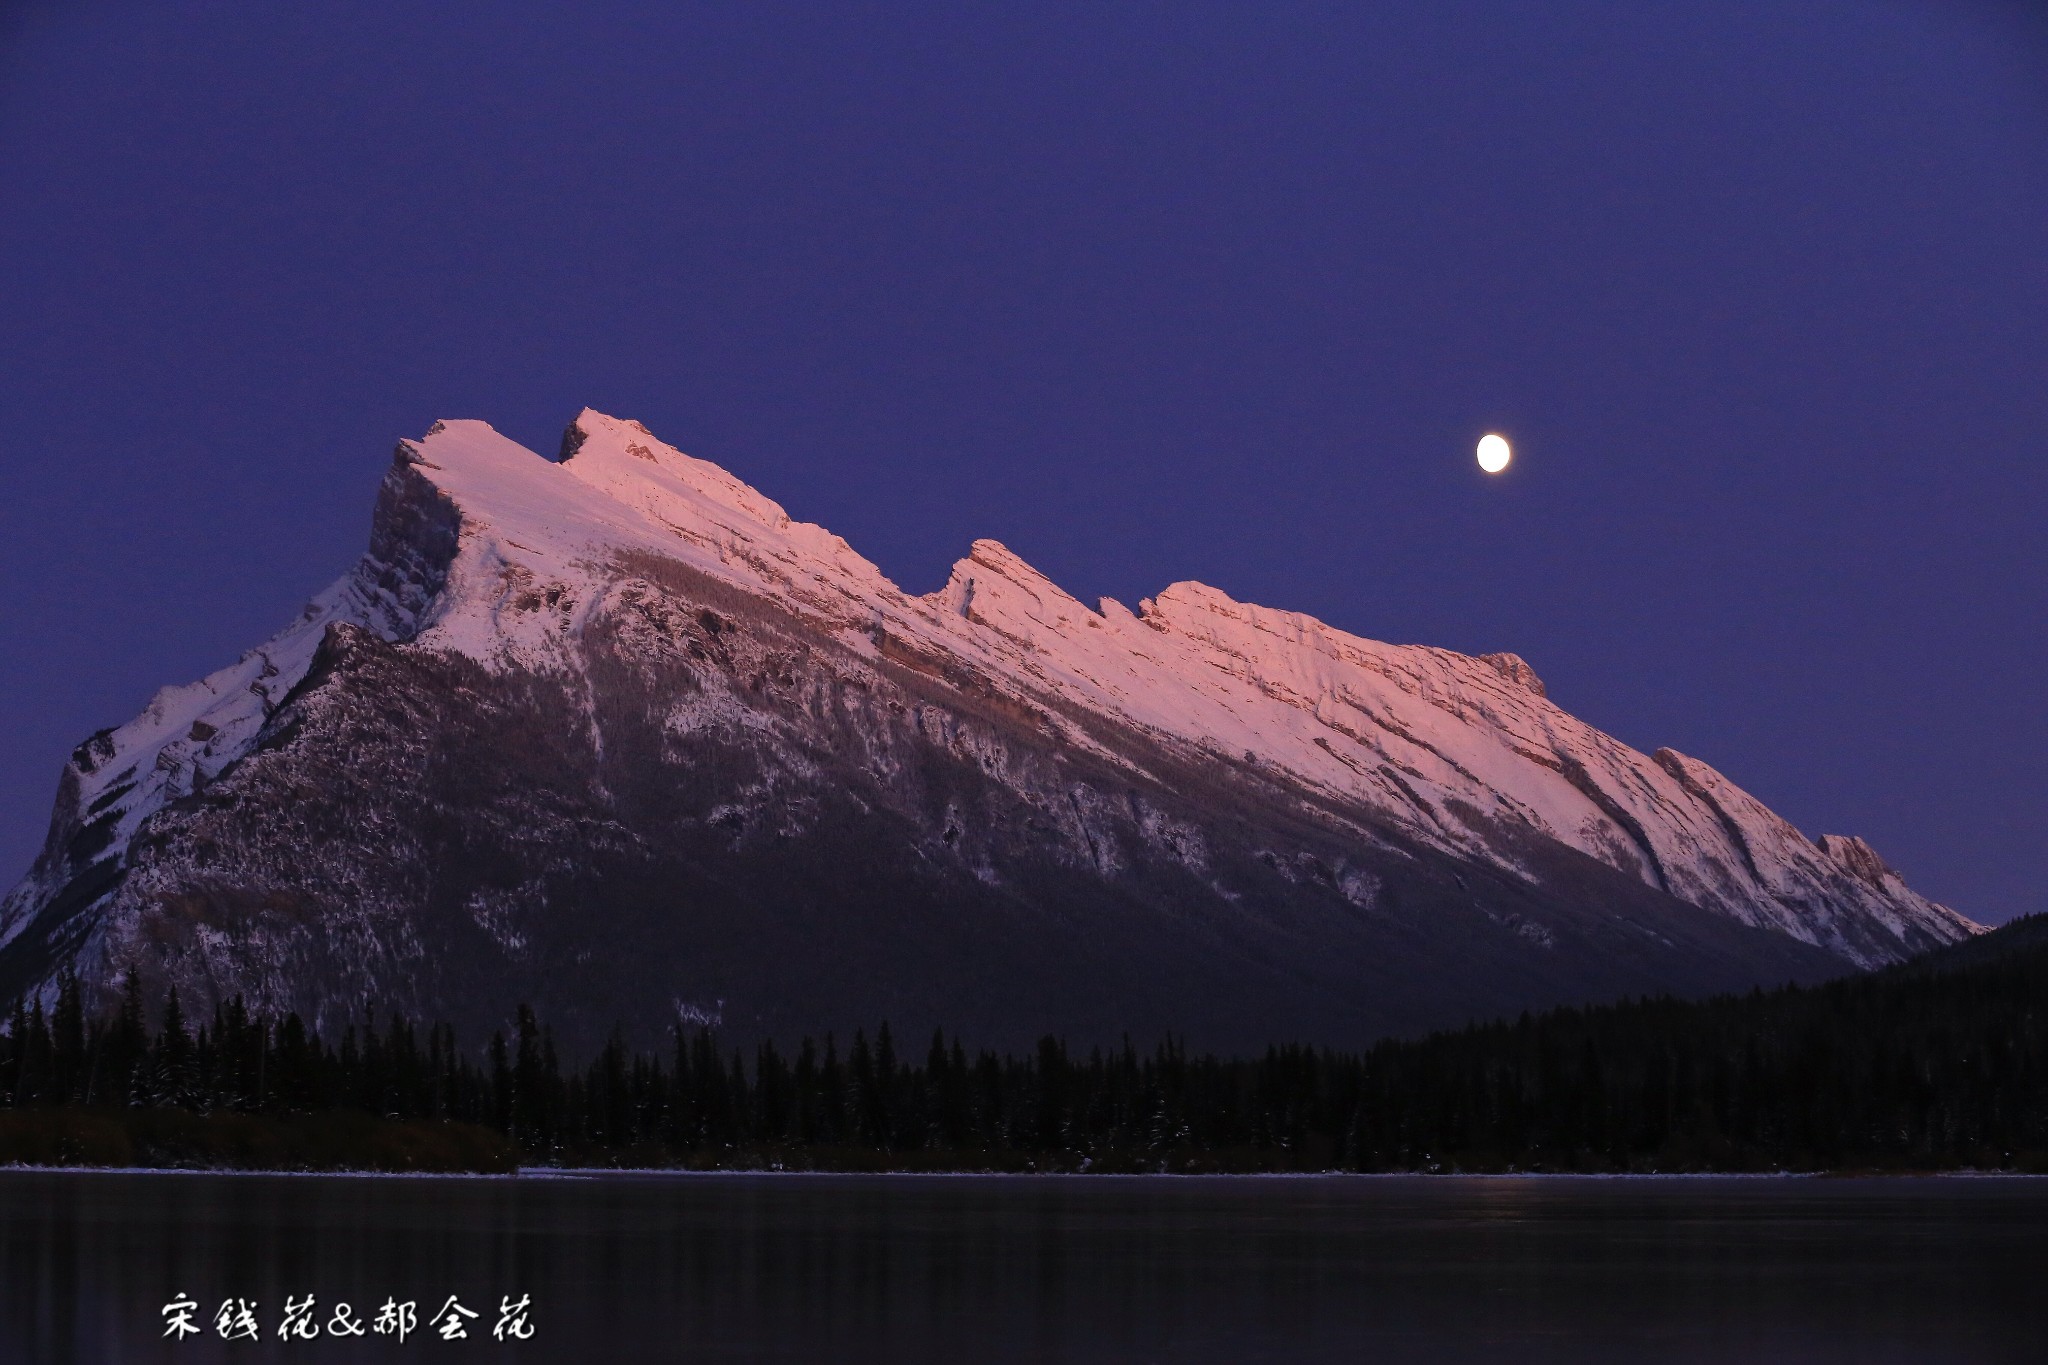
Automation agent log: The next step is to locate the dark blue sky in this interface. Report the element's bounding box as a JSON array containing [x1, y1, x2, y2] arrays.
[[2, 2, 2043, 922]]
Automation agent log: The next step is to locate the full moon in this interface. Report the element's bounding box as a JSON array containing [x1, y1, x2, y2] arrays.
[[1476, 433, 1512, 473]]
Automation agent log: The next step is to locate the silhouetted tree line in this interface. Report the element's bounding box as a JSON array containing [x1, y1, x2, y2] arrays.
[[5, 920, 2047, 1171]]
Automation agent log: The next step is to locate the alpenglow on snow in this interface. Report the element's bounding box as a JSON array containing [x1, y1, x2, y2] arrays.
[[0, 412, 1976, 1051]]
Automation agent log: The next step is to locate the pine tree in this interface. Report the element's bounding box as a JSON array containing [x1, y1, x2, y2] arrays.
[[50, 971, 85, 1104]]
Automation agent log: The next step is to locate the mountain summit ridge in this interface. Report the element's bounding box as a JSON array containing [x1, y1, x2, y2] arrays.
[[0, 413, 1975, 1049]]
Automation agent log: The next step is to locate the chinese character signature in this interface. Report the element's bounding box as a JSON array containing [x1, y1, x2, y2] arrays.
[[161, 1291, 531, 1343]]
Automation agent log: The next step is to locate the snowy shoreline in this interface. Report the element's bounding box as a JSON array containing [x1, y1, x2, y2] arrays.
[[3, 1162, 2039, 1182]]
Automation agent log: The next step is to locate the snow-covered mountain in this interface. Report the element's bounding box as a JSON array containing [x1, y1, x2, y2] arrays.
[[0, 413, 1976, 1051]]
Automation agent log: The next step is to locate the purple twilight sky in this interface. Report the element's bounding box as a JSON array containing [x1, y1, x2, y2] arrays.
[[1, 2, 2043, 922]]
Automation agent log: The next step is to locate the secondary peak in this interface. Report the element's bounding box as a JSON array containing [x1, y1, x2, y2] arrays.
[[557, 408, 793, 530]]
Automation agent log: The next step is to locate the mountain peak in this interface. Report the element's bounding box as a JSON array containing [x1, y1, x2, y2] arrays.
[[557, 408, 794, 531], [1480, 652, 1547, 697], [369, 415, 1977, 972], [0, 410, 1978, 1041], [933, 538, 1096, 634], [1817, 834, 1901, 888]]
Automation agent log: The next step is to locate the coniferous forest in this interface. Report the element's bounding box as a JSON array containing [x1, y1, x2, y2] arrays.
[[3, 916, 2045, 1174]]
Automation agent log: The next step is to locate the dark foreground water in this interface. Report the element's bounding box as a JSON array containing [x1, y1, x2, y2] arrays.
[[1, 1171, 2044, 1363]]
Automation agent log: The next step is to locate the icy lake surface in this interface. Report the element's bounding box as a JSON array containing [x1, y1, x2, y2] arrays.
[[2, 1170, 2044, 1362]]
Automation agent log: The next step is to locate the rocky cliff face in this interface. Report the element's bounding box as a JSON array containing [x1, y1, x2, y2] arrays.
[[0, 413, 1977, 1052]]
